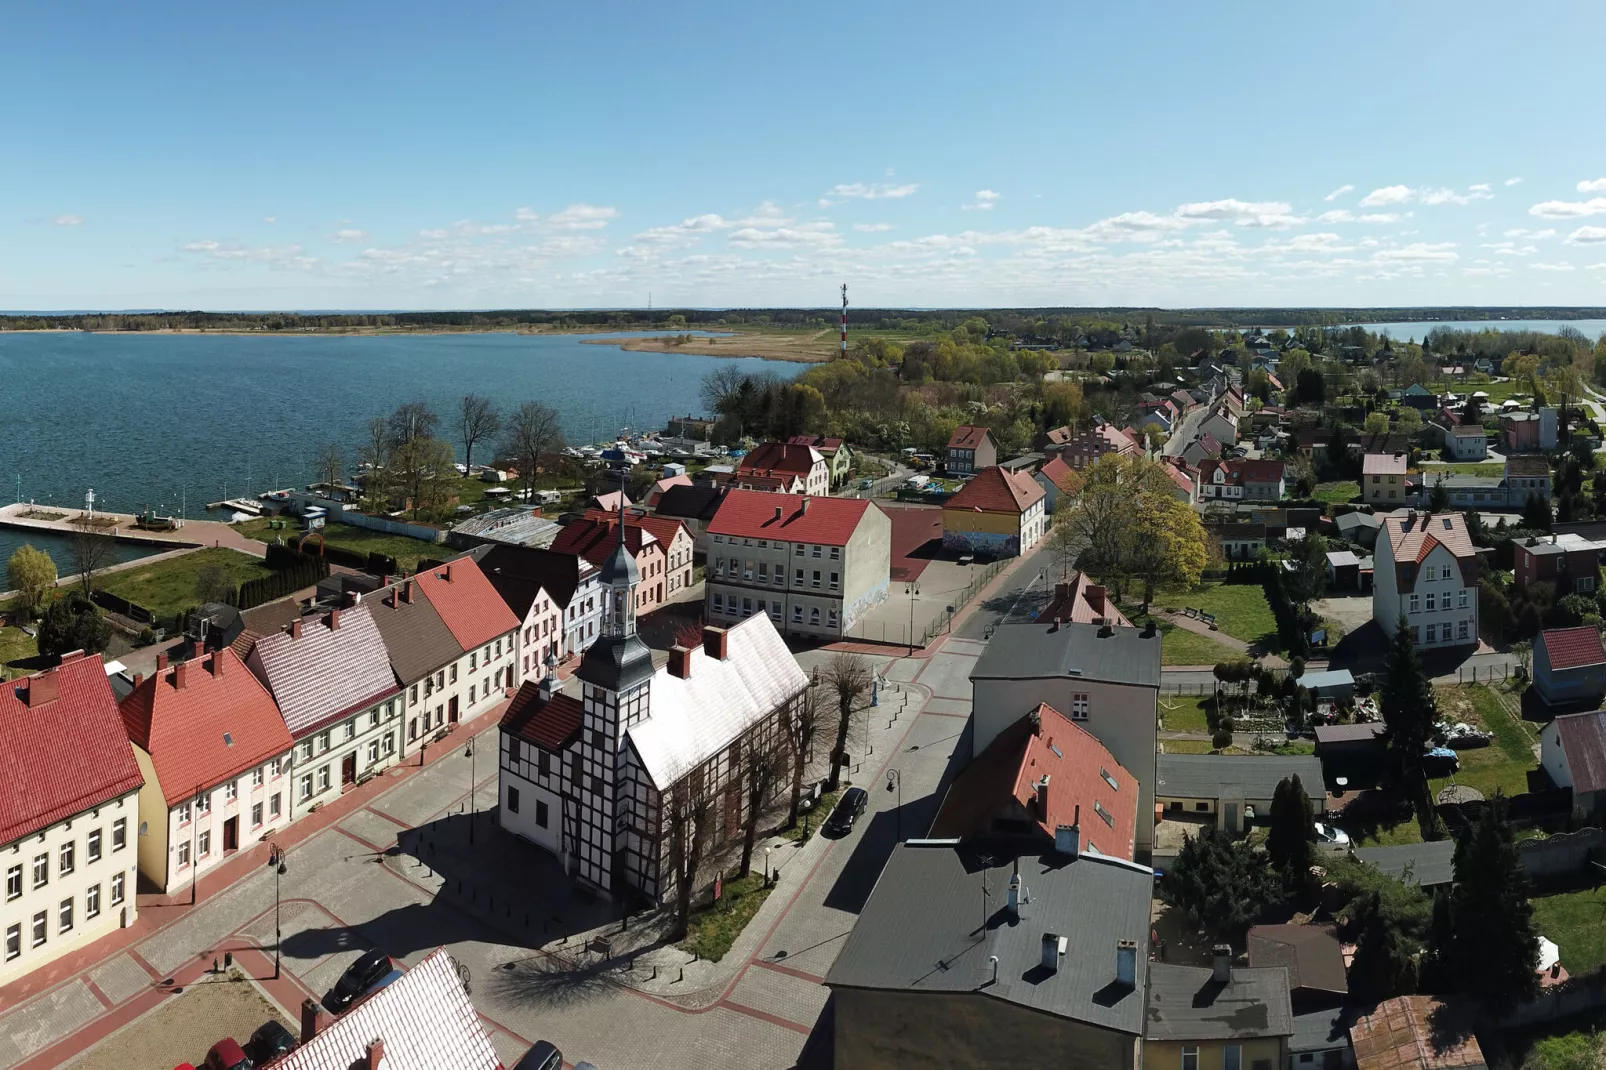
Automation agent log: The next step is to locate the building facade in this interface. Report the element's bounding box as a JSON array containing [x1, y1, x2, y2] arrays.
[[1372, 512, 1478, 647], [1363, 453, 1409, 506], [737, 441, 831, 498], [946, 425, 998, 475], [474, 543, 605, 660], [941, 466, 1048, 558]]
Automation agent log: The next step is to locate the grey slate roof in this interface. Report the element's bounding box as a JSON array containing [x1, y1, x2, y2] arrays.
[[248, 604, 398, 737], [365, 583, 464, 685], [1290, 1007, 1353, 1054], [971, 620, 1162, 688], [825, 843, 1153, 1035], [1145, 962, 1294, 1042], [1352, 840, 1456, 887], [1157, 753, 1324, 803]]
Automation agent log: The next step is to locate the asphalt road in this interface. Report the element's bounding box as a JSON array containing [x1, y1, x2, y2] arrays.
[[953, 539, 1064, 640]]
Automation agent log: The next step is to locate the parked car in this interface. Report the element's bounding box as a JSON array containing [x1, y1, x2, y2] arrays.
[[204, 1039, 251, 1070], [823, 787, 869, 836], [514, 1041, 564, 1070], [322, 948, 394, 1013], [244, 1021, 297, 1063], [1312, 822, 1350, 848]]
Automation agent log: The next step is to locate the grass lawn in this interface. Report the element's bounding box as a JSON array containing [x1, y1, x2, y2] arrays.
[[235, 519, 439, 572], [99, 548, 274, 620], [1314, 481, 1359, 505], [1163, 739, 1249, 755], [1152, 581, 1280, 650], [1430, 684, 1539, 799], [1417, 462, 1507, 476], [1140, 615, 1243, 666], [1160, 695, 1211, 733], [783, 789, 841, 841], [1531, 886, 1606, 974], [1349, 815, 1425, 848], [677, 871, 776, 962], [0, 627, 39, 678]]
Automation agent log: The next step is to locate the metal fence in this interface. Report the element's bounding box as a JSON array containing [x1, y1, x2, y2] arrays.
[[843, 557, 1007, 648]]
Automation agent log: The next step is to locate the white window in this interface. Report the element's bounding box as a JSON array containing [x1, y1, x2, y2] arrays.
[[830, 546, 841, 560], [111, 872, 124, 906], [270, 792, 282, 818], [224, 781, 238, 801], [5, 924, 18, 960], [318, 766, 331, 792], [177, 801, 191, 824], [87, 829, 101, 863], [197, 792, 212, 814], [177, 840, 190, 867], [370, 709, 380, 728], [319, 731, 331, 753], [810, 607, 820, 626], [811, 571, 821, 589], [793, 605, 803, 623], [86, 884, 100, 920], [251, 768, 264, 787], [252, 802, 263, 827], [5, 865, 19, 900], [197, 830, 211, 857], [33, 853, 48, 889], [31, 911, 46, 948], [112, 818, 126, 851], [299, 774, 314, 801], [384, 732, 395, 755], [344, 721, 356, 741], [1459, 620, 1469, 640], [1181, 1048, 1199, 1070], [1426, 623, 1437, 643], [1426, 592, 1436, 611], [829, 572, 839, 590], [300, 741, 314, 761], [812, 545, 822, 558], [1408, 594, 1420, 613], [1459, 589, 1469, 607], [367, 740, 379, 764], [1072, 693, 1090, 721], [59, 842, 74, 877]]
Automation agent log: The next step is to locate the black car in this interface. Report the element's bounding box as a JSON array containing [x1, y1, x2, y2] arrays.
[[823, 787, 868, 836], [514, 1041, 564, 1070], [244, 1020, 297, 1063], [322, 948, 394, 1013]]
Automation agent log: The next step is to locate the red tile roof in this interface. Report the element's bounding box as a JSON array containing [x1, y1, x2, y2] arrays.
[[413, 556, 521, 651], [707, 489, 872, 545], [1036, 572, 1132, 628], [1037, 456, 1082, 496], [948, 425, 992, 450], [120, 650, 293, 806], [930, 702, 1137, 859], [549, 514, 660, 570], [645, 474, 693, 506], [944, 465, 1045, 515], [1198, 457, 1287, 487], [1541, 627, 1606, 671], [1042, 426, 1074, 446], [631, 512, 690, 552], [787, 434, 844, 455], [1364, 452, 1410, 476], [737, 441, 824, 477], [0, 653, 144, 845], [500, 681, 584, 750], [1382, 512, 1476, 563]]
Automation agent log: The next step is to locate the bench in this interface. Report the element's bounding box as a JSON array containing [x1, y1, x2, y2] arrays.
[[1200, 612, 1217, 629]]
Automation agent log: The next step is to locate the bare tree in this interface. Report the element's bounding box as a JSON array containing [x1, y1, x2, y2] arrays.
[[1048, 516, 1080, 582], [663, 770, 717, 940], [699, 364, 749, 415], [194, 561, 235, 605], [457, 394, 502, 475], [737, 716, 788, 877], [70, 529, 115, 598], [315, 442, 345, 491], [824, 652, 872, 791], [501, 401, 565, 500], [359, 416, 391, 512], [386, 400, 440, 450], [389, 436, 457, 520], [785, 685, 824, 827]]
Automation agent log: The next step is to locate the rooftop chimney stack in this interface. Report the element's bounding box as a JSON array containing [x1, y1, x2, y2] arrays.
[[156, 652, 169, 672], [668, 644, 692, 680], [800, 496, 811, 514], [329, 608, 341, 631], [1007, 872, 1022, 918], [703, 626, 729, 661], [1035, 774, 1051, 817], [1116, 939, 1138, 987], [300, 998, 320, 1044], [443, 563, 453, 582], [402, 580, 414, 604], [1143, 618, 1158, 639], [1041, 933, 1064, 973], [1098, 623, 1115, 638], [1054, 823, 1081, 859], [1087, 584, 1106, 613], [1212, 944, 1233, 984], [210, 652, 224, 678], [773, 505, 783, 522], [132, 672, 144, 688], [290, 619, 302, 640], [367, 1039, 385, 1070], [173, 662, 188, 690]]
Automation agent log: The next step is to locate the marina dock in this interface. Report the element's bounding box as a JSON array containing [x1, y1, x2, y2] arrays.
[[0, 502, 267, 557]]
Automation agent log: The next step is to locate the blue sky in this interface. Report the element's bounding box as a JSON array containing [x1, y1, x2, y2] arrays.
[[5, 1, 1605, 311]]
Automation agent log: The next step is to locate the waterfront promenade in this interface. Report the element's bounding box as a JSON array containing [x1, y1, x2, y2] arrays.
[[0, 503, 265, 557]]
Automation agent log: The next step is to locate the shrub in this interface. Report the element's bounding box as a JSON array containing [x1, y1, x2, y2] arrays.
[[1211, 729, 1233, 750]]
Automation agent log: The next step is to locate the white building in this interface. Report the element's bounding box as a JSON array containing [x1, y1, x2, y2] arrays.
[[474, 543, 605, 661], [1373, 511, 1479, 648], [1, 653, 143, 986]]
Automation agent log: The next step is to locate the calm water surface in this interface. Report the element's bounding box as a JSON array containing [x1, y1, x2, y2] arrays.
[[1342, 319, 1606, 339], [0, 332, 795, 523]]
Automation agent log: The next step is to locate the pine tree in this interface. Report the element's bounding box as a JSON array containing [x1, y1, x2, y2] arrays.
[[1444, 796, 1540, 1009], [1162, 823, 1281, 942], [1349, 889, 1417, 1002], [1381, 616, 1436, 778], [1266, 775, 1316, 881]]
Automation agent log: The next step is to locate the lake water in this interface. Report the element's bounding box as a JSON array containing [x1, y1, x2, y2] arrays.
[[0, 528, 158, 576], [1342, 319, 1606, 340], [0, 331, 795, 525]]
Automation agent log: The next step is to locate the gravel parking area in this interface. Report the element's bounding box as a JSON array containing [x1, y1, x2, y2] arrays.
[[63, 974, 292, 1070]]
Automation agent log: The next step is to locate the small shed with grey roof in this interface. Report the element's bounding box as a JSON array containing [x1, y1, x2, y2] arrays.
[[1144, 958, 1293, 1046], [1314, 722, 1387, 784], [826, 841, 1153, 1069], [1300, 669, 1355, 701], [1351, 840, 1456, 888], [1542, 709, 1606, 820], [1333, 511, 1381, 548], [1157, 753, 1326, 833], [1289, 1007, 1355, 1068]]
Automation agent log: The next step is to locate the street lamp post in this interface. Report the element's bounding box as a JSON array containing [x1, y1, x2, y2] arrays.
[[905, 582, 920, 656], [886, 769, 902, 843], [266, 843, 288, 979], [465, 738, 477, 845]]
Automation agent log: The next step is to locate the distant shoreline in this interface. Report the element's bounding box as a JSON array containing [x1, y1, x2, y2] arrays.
[[578, 331, 832, 363]]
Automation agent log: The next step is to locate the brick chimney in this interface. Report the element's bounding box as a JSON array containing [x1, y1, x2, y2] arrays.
[[300, 998, 320, 1044], [1053, 581, 1070, 603], [156, 652, 169, 672], [367, 1039, 385, 1069], [1035, 774, 1050, 818], [25, 671, 59, 709], [402, 580, 414, 604], [1086, 585, 1106, 614], [344, 589, 359, 608], [703, 626, 729, 661], [132, 672, 144, 688], [290, 618, 302, 640], [668, 645, 692, 679], [1212, 944, 1233, 983], [329, 608, 341, 631], [443, 563, 453, 583], [173, 662, 188, 690], [209, 652, 225, 678]]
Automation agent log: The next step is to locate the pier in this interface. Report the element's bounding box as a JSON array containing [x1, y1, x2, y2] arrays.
[[0, 502, 266, 558]]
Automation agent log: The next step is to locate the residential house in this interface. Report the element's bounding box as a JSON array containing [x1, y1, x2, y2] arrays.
[[282, 948, 499, 1070], [1544, 709, 1606, 818], [644, 473, 693, 506], [946, 425, 999, 475], [1034, 424, 1076, 452], [1373, 512, 1478, 647], [1199, 404, 1240, 446], [970, 619, 1162, 851], [1501, 408, 1559, 453], [1333, 511, 1381, 548], [1532, 627, 1606, 708], [1197, 458, 1286, 501], [1296, 428, 1333, 457], [942, 466, 1048, 558], [1033, 455, 1081, 515], [408, 557, 523, 741], [1052, 423, 1141, 471], [1435, 417, 1489, 461], [550, 511, 670, 616], [1137, 400, 1178, 436], [473, 543, 604, 660], [786, 434, 852, 486], [1162, 458, 1200, 504], [1352, 840, 1456, 889], [1515, 533, 1604, 595], [1249, 925, 1354, 1070], [1351, 997, 1485, 1070], [664, 414, 716, 440], [1155, 753, 1325, 834], [121, 649, 294, 896], [497, 531, 808, 901], [737, 441, 831, 498], [931, 702, 1139, 860], [1145, 952, 1293, 1070], [630, 511, 695, 599], [1391, 383, 1440, 410], [0, 653, 143, 986], [705, 490, 891, 638], [1350, 432, 1414, 458], [1180, 433, 1224, 468], [1212, 521, 1268, 561], [1362, 453, 1409, 507], [1036, 572, 1131, 627], [591, 490, 632, 513], [1171, 388, 1198, 416], [1506, 455, 1554, 505], [1408, 457, 1550, 510], [650, 482, 727, 555], [826, 840, 1153, 1070]]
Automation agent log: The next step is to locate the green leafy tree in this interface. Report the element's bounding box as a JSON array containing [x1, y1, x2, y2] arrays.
[[1162, 823, 1281, 942], [1364, 411, 1391, 435], [1266, 775, 1316, 881], [6, 544, 56, 617], [1282, 534, 1329, 608], [1441, 794, 1540, 1010], [36, 594, 111, 657], [1348, 889, 1419, 1001], [1381, 617, 1436, 779]]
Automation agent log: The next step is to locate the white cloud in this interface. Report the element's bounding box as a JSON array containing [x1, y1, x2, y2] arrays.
[[963, 189, 1000, 211], [854, 223, 892, 232], [1359, 212, 1409, 224], [1503, 228, 1556, 239], [419, 228, 448, 240], [1081, 211, 1189, 242], [1578, 178, 1606, 193], [1532, 262, 1577, 272], [1505, 176, 1524, 186], [1359, 185, 1413, 207], [1175, 199, 1301, 228], [826, 182, 920, 201], [546, 203, 618, 230], [514, 207, 540, 222], [331, 228, 368, 243], [1324, 184, 1354, 202], [53, 214, 84, 226], [1531, 197, 1606, 219], [1468, 183, 1492, 194], [1567, 226, 1606, 244], [180, 239, 317, 270], [263, 216, 276, 224], [727, 221, 840, 250], [1318, 209, 1353, 223], [1374, 242, 1459, 263]]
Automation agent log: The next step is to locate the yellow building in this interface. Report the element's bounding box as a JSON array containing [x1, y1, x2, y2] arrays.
[[1362, 452, 1409, 507], [1145, 951, 1292, 1070]]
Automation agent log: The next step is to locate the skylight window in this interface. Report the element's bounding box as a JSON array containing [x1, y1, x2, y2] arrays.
[[1442, 518, 1452, 529], [1049, 744, 1064, 759], [1101, 768, 1119, 790], [1094, 801, 1114, 827], [223, 732, 234, 747]]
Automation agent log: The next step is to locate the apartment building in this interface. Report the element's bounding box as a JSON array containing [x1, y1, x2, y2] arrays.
[[1373, 511, 1478, 648], [550, 511, 671, 616], [738, 441, 831, 497], [473, 543, 604, 659], [941, 465, 1047, 557], [704, 490, 891, 638], [0, 653, 143, 986], [1363, 452, 1409, 506], [121, 649, 294, 895], [946, 425, 998, 475], [408, 557, 523, 750]]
